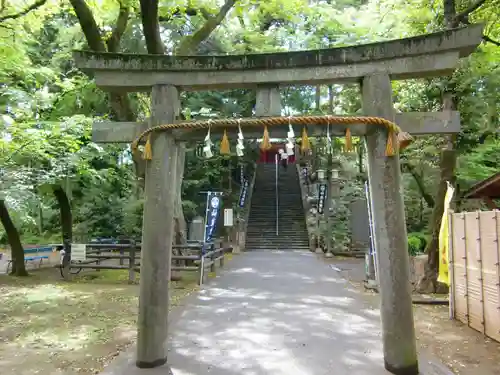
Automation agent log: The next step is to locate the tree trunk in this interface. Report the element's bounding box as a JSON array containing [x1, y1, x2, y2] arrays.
[[139, 0, 165, 54], [0, 199, 28, 276], [53, 185, 73, 251], [416, 0, 459, 293], [69, 0, 107, 51], [175, 0, 237, 55], [416, 149, 456, 293], [70, 0, 234, 258], [403, 163, 435, 208], [38, 200, 43, 234], [174, 145, 187, 245]]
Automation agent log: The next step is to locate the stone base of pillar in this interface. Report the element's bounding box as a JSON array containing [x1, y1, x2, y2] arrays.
[[315, 248, 323, 254], [384, 360, 419, 375], [324, 252, 333, 258], [136, 358, 172, 371]]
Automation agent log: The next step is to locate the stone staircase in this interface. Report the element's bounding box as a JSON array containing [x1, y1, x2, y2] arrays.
[[245, 163, 309, 250]]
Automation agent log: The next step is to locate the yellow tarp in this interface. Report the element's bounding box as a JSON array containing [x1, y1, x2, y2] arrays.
[[438, 182, 455, 286]]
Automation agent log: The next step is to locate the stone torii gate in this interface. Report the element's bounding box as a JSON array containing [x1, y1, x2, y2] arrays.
[[74, 24, 483, 375]]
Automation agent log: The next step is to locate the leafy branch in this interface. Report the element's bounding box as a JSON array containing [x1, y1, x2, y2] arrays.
[[453, 0, 500, 47], [0, 0, 47, 22], [454, 0, 489, 23]]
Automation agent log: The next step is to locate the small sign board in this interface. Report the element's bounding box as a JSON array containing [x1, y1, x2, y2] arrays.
[[224, 209, 234, 227], [71, 244, 87, 261]]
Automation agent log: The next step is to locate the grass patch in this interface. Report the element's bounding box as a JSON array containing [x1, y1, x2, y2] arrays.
[[0, 267, 198, 374]]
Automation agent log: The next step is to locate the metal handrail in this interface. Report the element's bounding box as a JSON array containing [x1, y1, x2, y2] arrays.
[[275, 154, 279, 236], [365, 181, 378, 282]]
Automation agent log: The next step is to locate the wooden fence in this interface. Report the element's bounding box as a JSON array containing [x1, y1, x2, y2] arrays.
[[57, 241, 231, 285], [449, 210, 500, 342]]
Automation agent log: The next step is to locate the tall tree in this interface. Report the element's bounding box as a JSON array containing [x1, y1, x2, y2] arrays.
[[417, 0, 497, 292], [0, 200, 27, 276]]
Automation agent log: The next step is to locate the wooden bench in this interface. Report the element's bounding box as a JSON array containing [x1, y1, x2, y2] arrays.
[[6, 246, 54, 273]]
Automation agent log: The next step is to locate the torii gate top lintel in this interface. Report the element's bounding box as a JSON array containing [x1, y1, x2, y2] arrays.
[[73, 24, 483, 92]]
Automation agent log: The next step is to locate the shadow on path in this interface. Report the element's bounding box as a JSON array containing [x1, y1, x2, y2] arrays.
[[102, 250, 451, 375]]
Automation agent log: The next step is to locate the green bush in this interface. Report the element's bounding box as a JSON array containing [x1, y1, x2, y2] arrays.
[[409, 232, 428, 252], [407, 235, 422, 256]]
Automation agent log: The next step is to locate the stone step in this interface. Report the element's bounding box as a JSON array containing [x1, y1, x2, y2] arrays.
[[246, 164, 308, 250], [246, 245, 310, 247], [247, 226, 307, 230], [246, 236, 308, 239], [246, 247, 311, 251], [246, 235, 308, 239]]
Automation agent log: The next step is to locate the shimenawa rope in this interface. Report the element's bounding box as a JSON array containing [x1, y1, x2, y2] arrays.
[[131, 115, 413, 160]]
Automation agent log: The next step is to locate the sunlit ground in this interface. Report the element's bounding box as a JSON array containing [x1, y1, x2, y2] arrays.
[[323, 256, 500, 375], [0, 268, 198, 375]]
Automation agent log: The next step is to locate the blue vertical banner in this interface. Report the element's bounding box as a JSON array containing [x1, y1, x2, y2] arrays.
[[239, 179, 249, 208], [204, 192, 223, 244]]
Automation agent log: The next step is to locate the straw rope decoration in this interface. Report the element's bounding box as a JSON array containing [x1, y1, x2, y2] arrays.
[[131, 115, 412, 160], [344, 128, 353, 152], [260, 125, 272, 151], [220, 129, 230, 155]]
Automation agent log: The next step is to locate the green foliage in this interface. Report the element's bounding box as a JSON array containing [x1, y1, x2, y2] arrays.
[[407, 235, 422, 256], [408, 232, 428, 255]]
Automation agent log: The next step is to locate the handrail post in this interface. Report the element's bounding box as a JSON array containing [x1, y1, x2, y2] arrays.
[[275, 154, 279, 236], [198, 247, 204, 285]]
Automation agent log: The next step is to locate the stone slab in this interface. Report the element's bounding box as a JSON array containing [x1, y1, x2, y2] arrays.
[[91, 52, 462, 91], [98, 250, 454, 375], [92, 111, 460, 143], [350, 199, 370, 250], [73, 25, 483, 91]]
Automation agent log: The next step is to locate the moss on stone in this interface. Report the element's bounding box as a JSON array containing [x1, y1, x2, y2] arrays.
[[73, 25, 483, 73]]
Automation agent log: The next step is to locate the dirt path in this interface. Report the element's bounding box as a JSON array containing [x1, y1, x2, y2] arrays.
[[0, 268, 197, 375], [325, 256, 500, 375]]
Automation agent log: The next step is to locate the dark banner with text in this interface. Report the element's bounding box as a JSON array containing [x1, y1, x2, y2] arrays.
[[239, 179, 249, 208], [317, 183, 327, 215], [204, 192, 223, 244]]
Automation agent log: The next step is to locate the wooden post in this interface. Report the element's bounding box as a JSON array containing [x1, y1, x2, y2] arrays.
[[494, 212, 500, 334], [448, 210, 455, 320], [210, 244, 216, 273], [462, 213, 470, 327], [477, 211, 486, 334], [128, 244, 136, 284], [361, 74, 418, 375], [174, 142, 187, 243], [136, 84, 179, 369], [198, 251, 205, 286], [95, 249, 101, 271]]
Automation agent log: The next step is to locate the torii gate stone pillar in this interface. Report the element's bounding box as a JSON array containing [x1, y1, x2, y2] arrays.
[[136, 84, 179, 370], [362, 74, 418, 375]]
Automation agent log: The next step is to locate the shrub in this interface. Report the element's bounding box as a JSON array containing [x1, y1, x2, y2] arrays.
[[409, 232, 428, 252], [407, 235, 422, 256]]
